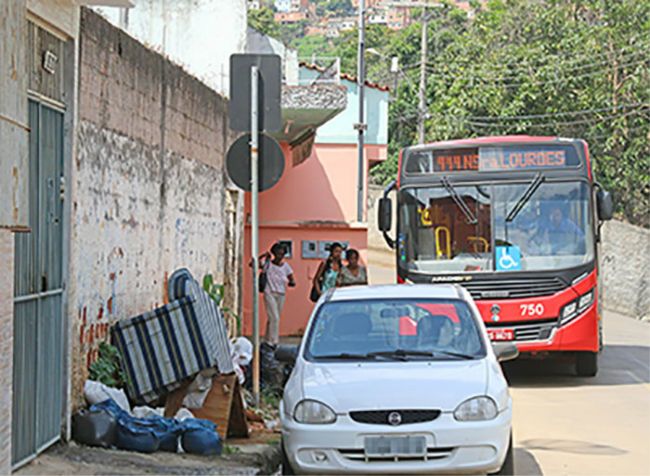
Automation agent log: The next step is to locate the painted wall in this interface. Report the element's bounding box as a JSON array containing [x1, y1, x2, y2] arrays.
[[69, 9, 243, 406], [0, 230, 15, 474], [94, 0, 247, 96], [300, 66, 389, 145], [246, 27, 298, 85]]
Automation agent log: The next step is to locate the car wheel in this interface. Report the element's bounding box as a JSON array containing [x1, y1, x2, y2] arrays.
[[281, 439, 295, 475], [490, 434, 514, 476], [576, 351, 598, 377]]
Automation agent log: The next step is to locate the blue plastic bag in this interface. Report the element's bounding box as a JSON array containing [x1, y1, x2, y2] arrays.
[[180, 419, 222, 456]]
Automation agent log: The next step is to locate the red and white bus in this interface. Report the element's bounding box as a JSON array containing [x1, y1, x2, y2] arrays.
[[378, 136, 614, 376]]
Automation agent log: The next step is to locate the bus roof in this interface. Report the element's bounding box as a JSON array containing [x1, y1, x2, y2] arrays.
[[408, 135, 573, 150]]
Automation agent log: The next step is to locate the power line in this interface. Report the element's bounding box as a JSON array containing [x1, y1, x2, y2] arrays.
[[465, 102, 650, 122]]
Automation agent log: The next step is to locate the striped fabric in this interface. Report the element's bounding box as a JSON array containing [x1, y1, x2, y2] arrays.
[[111, 269, 234, 404]]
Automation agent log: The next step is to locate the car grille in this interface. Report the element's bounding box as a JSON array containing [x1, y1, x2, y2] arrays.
[[462, 277, 567, 300], [349, 410, 441, 425], [487, 319, 557, 342], [338, 447, 454, 462]]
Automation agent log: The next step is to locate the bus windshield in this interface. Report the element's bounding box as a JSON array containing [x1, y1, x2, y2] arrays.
[[398, 180, 594, 274]]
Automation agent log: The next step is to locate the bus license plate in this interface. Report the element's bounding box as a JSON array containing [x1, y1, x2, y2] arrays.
[[488, 328, 514, 341], [364, 435, 426, 457]]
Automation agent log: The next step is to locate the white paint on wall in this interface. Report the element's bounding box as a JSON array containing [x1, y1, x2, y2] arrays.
[[94, 0, 247, 96]]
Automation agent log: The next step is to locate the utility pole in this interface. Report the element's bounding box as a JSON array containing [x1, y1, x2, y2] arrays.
[[418, 12, 428, 144], [356, 0, 366, 223]]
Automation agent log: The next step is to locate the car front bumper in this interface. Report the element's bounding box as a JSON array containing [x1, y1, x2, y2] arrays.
[[281, 407, 512, 475]]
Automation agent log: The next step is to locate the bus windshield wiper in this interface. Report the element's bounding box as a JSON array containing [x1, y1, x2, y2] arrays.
[[506, 172, 544, 222], [441, 177, 477, 224], [315, 352, 377, 360]]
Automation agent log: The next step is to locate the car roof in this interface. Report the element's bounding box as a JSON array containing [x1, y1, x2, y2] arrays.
[[327, 284, 463, 302]]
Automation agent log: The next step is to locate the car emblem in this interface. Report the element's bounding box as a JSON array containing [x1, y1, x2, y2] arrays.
[[387, 412, 402, 426], [491, 304, 501, 322]]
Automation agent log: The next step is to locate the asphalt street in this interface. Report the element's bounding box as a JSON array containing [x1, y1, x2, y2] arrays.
[[367, 249, 650, 476]]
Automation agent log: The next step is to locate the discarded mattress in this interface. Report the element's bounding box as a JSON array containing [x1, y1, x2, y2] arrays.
[[111, 268, 234, 404]]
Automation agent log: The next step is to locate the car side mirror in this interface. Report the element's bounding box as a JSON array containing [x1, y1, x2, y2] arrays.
[[596, 188, 614, 221], [492, 342, 519, 362], [275, 344, 298, 364], [378, 197, 392, 232]]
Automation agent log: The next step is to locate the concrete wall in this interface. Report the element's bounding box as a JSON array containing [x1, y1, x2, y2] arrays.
[[1, 0, 29, 230], [0, 230, 15, 474], [94, 0, 247, 96], [601, 220, 650, 320], [69, 9, 243, 405]]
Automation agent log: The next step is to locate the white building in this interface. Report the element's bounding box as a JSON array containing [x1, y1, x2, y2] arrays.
[[94, 0, 248, 96]]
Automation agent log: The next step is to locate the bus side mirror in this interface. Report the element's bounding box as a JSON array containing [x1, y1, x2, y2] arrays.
[[378, 197, 392, 232], [597, 189, 614, 221]]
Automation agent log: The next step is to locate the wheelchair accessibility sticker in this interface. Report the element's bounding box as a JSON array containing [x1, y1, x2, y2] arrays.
[[496, 246, 522, 271]]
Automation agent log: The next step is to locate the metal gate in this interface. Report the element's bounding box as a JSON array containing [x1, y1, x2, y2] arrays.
[[12, 100, 66, 467]]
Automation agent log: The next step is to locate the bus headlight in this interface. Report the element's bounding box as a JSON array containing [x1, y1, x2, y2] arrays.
[[560, 289, 595, 325]]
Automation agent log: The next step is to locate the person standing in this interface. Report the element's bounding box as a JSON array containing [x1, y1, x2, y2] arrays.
[[312, 242, 343, 298], [260, 243, 295, 344], [338, 249, 368, 286]]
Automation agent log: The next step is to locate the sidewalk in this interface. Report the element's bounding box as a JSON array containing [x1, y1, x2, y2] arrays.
[[16, 440, 281, 476]]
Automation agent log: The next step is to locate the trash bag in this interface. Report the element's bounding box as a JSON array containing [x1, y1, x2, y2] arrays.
[[91, 399, 181, 453], [72, 408, 117, 448], [180, 419, 222, 456], [244, 342, 284, 395], [84, 380, 131, 413]]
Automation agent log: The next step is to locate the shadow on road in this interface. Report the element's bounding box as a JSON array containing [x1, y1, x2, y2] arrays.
[[520, 438, 627, 456], [514, 447, 544, 476], [503, 344, 650, 388]]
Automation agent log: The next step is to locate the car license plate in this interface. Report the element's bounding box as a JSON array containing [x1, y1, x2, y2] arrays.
[[488, 328, 514, 341], [364, 435, 426, 457]]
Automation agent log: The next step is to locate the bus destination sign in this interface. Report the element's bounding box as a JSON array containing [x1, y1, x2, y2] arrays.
[[410, 144, 581, 173]]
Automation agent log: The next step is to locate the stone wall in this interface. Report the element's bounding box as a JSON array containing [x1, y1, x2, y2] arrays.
[[600, 220, 650, 320], [69, 9, 243, 406], [0, 230, 14, 473]]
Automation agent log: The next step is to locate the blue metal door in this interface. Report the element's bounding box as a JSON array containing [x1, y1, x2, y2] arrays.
[[12, 100, 65, 467]]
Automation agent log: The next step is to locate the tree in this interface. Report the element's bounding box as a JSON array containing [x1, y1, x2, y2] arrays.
[[248, 6, 280, 37]]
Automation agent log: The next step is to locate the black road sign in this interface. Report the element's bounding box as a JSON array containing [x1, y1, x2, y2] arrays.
[[226, 133, 285, 191], [229, 54, 282, 133]]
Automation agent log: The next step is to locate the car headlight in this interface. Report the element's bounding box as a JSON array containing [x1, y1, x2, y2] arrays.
[[293, 399, 337, 424], [454, 396, 498, 422]]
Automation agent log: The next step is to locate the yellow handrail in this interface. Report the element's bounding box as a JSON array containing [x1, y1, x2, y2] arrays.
[[435, 226, 451, 259], [468, 236, 489, 253]]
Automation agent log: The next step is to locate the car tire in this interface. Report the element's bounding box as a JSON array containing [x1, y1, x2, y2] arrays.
[[576, 351, 598, 377], [281, 439, 295, 475], [490, 434, 514, 476]]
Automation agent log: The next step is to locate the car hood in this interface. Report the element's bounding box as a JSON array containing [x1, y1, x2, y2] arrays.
[[299, 359, 488, 413]]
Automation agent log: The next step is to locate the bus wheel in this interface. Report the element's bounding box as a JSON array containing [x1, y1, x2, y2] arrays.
[[576, 352, 598, 377]]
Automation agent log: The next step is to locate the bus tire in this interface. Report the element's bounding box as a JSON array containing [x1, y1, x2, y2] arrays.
[[576, 351, 598, 377]]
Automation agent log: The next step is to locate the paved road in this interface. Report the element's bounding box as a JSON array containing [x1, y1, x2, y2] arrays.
[[368, 249, 650, 476]]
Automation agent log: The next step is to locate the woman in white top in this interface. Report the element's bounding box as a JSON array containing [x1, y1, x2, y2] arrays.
[[259, 243, 295, 344]]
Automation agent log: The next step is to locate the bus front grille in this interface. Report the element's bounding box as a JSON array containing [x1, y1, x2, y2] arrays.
[[462, 277, 567, 299]]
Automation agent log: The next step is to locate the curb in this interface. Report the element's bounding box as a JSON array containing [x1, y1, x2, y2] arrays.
[[254, 443, 282, 475]]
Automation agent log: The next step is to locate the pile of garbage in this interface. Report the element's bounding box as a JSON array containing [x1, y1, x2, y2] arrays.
[[74, 381, 222, 455]]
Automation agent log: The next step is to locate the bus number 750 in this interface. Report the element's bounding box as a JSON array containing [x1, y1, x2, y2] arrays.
[[520, 303, 544, 316]]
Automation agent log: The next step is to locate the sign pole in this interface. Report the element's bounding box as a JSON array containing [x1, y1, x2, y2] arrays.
[[250, 65, 261, 407]]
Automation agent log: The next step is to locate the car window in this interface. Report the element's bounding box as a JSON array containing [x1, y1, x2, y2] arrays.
[[305, 298, 486, 361]]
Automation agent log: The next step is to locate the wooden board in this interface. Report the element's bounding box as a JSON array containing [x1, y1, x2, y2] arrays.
[[164, 373, 249, 439]]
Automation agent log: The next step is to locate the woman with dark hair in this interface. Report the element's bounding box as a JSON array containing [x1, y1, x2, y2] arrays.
[[259, 242, 295, 344], [338, 248, 368, 286], [312, 242, 343, 299]]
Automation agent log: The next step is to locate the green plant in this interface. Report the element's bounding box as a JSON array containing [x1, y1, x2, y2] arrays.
[[89, 342, 126, 388], [203, 274, 242, 335]]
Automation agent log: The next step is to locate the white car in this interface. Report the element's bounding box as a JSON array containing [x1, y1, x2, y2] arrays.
[[276, 284, 517, 475]]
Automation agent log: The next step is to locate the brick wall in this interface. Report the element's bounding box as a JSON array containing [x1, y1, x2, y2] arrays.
[[0, 229, 15, 473], [69, 9, 242, 406]]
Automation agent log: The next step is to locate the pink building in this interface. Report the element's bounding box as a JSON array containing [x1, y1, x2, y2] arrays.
[[242, 63, 389, 337]]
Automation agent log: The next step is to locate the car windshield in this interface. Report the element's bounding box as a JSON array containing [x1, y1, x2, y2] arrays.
[[398, 180, 594, 273], [305, 299, 486, 361]]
